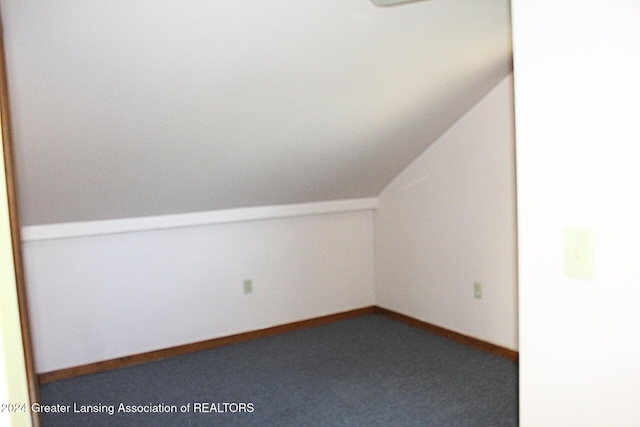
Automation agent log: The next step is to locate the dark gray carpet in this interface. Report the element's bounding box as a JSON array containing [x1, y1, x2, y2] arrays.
[[38, 315, 518, 426]]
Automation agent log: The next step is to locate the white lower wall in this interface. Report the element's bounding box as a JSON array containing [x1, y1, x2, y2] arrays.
[[374, 75, 517, 350], [23, 208, 375, 373]]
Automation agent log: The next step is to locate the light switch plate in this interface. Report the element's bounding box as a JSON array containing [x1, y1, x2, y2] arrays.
[[564, 229, 594, 279]]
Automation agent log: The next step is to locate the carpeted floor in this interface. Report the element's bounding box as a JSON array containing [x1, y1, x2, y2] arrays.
[[38, 315, 518, 426]]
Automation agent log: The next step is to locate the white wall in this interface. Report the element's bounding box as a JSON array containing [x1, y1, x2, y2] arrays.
[[374, 75, 517, 350], [21, 74, 520, 373], [23, 207, 375, 373], [512, 1, 640, 426], [1, 0, 513, 226]]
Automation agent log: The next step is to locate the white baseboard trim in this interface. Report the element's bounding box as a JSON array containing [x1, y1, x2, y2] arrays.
[[22, 198, 378, 242]]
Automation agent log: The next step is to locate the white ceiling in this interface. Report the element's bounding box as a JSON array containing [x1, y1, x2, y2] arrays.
[[1, 0, 512, 225]]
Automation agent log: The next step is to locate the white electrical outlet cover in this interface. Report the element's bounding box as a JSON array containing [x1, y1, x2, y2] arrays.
[[243, 279, 252, 294], [474, 282, 482, 299]]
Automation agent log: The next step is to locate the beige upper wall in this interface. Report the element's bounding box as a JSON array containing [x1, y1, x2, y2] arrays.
[[0, 0, 512, 225]]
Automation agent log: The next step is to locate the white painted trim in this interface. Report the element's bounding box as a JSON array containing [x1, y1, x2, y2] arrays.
[[21, 198, 378, 241]]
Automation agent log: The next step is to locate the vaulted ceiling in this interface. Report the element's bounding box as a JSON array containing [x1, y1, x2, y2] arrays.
[[1, 0, 512, 226]]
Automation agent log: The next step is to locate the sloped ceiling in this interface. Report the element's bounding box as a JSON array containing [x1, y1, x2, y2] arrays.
[[1, 0, 512, 226]]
